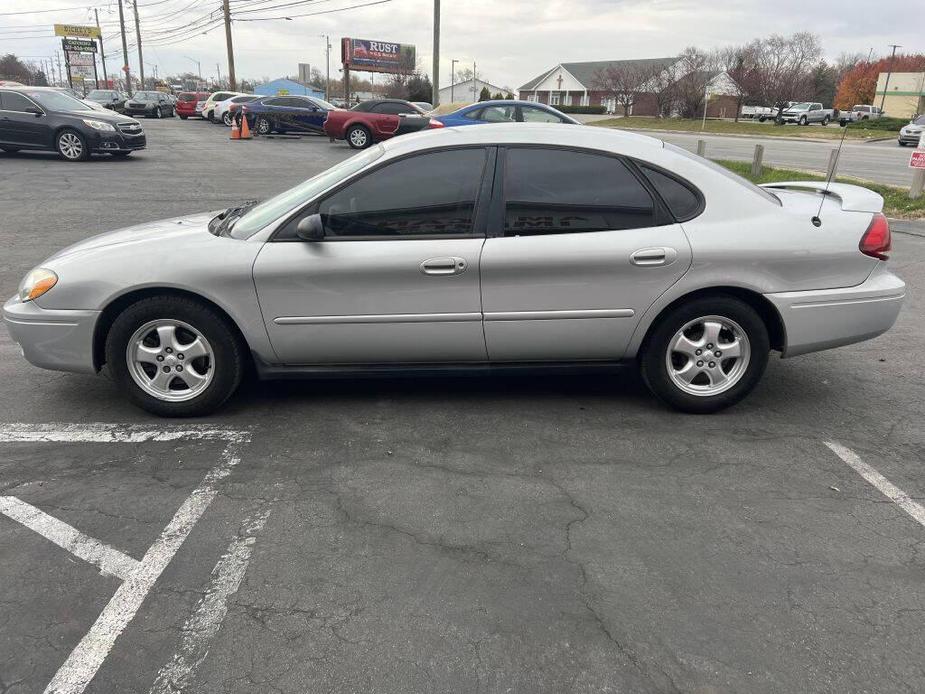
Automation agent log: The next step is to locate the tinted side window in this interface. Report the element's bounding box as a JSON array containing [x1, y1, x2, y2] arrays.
[[319, 149, 487, 237], [638, 165, 703, 221], [372, 102, 402, 114], [264, 98, 283, 106], [480, 105, 516, 122], [503, 148, 656, 236], [1, 92, 36, 112]]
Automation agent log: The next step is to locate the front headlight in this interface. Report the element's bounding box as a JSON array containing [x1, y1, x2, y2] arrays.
[[18, 268, 58, 302], [82, 119, 116, 131]]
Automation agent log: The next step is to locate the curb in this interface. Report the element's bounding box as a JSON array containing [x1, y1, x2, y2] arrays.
[[889, 219, 925, 237]]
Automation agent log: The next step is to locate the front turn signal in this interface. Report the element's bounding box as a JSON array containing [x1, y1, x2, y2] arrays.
[[18, 268, 58, 302]]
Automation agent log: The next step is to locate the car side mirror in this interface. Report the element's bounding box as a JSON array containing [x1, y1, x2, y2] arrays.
[[296, 214, 325, 241], [25, 107, 42, 117]]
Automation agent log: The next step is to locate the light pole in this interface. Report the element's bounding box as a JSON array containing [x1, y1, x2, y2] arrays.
[[880, 44, 901, 113], [184, 56, 202, 87], [431, 0, 440, 106], [319, 34, 331, 102], [450, 58, 457, 102]]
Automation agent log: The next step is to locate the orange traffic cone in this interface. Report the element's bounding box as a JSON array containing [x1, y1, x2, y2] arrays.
[[229, 114, 241, 140], [240, 109, 253, 140]]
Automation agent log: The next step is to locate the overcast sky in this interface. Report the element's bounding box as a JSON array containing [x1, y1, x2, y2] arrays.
[[1, 0, 919, 89]]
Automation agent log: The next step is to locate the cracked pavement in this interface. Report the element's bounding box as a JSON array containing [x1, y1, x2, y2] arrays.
[[1, 119, 924, 693]]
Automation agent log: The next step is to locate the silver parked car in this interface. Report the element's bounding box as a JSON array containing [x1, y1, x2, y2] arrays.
[[3, 124, 904, 416]]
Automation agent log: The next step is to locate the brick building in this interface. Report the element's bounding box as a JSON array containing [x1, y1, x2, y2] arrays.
[[517, 58, 740, 117]]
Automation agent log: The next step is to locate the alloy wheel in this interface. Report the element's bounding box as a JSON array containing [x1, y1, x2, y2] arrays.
[[58, 132, 83, 160], [349, 128, 368, 147], [665, 315, 751, 396], [126, 319, 214, 402], [257, 118, 270, 135]]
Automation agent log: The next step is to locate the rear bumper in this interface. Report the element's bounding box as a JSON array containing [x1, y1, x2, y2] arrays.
[[765, 266, 905, 358], [2, 296, 99, 374]]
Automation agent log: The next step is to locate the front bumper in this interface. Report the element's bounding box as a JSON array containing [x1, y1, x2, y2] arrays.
[[2, 296, 100, 374], [898, 132, 922, 145], [765, 265, 905, 358], [88, 127, 147, 153]]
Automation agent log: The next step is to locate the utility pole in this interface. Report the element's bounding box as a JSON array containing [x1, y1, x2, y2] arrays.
[[117, 0, 132, 94], [450, 58, 457, 102], [95, 9, 108, 88], [222, 0, 236, 90], [431, 0, 440, 106], [216, 62, 222, 87], [879, 44, 901, 113], [322, 34, 331, 102], [131, 0, 144, 89]]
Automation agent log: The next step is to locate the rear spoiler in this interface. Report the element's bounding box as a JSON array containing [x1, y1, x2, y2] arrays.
[[760, 181, 884, 213]]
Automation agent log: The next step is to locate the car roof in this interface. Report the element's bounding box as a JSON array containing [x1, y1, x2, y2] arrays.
[[380, 122, 664, 158]]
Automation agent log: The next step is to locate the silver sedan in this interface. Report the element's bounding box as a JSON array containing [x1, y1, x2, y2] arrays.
[[3, 124, 905, 416]]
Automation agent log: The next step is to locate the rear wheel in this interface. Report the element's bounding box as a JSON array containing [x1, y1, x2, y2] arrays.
[[222, 111, 233, 126], [821, 115, 830, 126], [105, 295, 244, 417], [154, 107, 163, 119], [178, 114, 188, 120], [640, 296, 769, 414], [56, 129, 90, 161], [347, 124, 371, 149]]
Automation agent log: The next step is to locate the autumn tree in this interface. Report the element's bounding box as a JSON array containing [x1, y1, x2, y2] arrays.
[[834, 54, 925, 110]]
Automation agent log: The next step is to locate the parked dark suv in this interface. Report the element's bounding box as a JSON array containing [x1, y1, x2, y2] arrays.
[[0, 87, 146, 161]]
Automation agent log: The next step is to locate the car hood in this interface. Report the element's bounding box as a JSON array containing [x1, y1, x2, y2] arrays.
[[58, 108, 136, 125], [46, 212, 218, 262]]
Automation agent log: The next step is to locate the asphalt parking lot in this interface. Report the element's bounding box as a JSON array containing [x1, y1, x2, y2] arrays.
[[1, 118, 924, 693]]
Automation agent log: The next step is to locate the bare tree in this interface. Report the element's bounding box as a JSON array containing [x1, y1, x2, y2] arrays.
[[748, 32, 823, 121], [591, 62, 651, 116], [673, 47, 717, 118], [645, 62, 678, 117]]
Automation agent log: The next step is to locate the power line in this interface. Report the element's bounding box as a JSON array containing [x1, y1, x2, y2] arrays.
[[233, 0, 391, 21]]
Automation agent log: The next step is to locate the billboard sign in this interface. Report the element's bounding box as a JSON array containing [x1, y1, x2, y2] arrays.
[[54, 24, 102, 39], [66, 51, 95, 68], [62, 38, 97, 53], [341, 38, 415, 75]]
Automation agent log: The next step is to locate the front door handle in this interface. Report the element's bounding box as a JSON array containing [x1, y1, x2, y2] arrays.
[[420, 256, 468, 276], [630, 247, 677, 267]]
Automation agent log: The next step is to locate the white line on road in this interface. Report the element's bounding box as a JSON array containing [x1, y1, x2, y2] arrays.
[[824, 441, 925, 527], [0, 495, 140, 580], [148, 508, 272, 694], [0, 422, 249, 444], [43, 439, 247, 694]]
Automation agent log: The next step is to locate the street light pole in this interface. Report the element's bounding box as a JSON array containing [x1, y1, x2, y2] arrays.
[[450, 58, 457, 102], [94, 9, 108, 88], [222, 0, 236, 90], [431, 0, 440, 106], [320, 34, 331, 102], [879, 44, 901, 113], [131, 0, 144, 89]]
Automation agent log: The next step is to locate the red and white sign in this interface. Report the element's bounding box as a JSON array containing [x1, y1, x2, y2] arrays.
[[910, 150, 925, 170]]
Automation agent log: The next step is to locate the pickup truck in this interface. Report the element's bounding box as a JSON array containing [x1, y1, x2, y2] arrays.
[[741, 103, 794, 121], [839, 104, 883, 125], [778, 102, 835, 126]]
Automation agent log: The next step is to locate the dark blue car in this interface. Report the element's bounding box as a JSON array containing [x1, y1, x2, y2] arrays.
[[435, 100, 580, 127], [242, 94, 338, 136]]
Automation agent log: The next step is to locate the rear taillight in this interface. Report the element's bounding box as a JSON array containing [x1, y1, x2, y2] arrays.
[[428, 118, 444, 129], [859, 213, 891, 260]]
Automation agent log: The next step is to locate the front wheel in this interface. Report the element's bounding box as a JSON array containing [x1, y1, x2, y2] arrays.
[[105, 295, 245, 417], [640, 296, 769, 414], [898, 141, 907, 147], [179, 114, 188, 120], [222, 111, 233, 126], [799, 115, 808, 126], [154, 107, 162, 119], [346, 124, 371, 149], [56, 129, 90, 161], [255, 116, 272, 135]]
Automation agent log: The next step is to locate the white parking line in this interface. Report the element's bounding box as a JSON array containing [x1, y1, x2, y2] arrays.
[[0, 496, 140, 580], [0, 423, 250, 694], [825, 441, 925, 527], [148, 508, 272, 694]]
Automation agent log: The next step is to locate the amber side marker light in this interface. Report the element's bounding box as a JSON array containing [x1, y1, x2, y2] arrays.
[[18, 268, 58, 302]]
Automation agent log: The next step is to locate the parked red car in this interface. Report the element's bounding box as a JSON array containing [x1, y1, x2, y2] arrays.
[[175, 91, 209, 120], [323, 98, 443, 149]]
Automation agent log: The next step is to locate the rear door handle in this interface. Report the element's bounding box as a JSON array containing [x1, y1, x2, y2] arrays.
[[420, 257, 468, 276], [630, 247, 677, 267]]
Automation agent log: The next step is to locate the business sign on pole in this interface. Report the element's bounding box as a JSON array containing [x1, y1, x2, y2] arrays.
[[340, 38, 415, 75], [54, 23, 102, 39], [62, 38, 97, 53], [66, 51, 95, 68]]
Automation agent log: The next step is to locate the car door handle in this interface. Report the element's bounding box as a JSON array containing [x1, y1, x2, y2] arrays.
[[630, 247, 677, 266], [420, 257, 467, 276]]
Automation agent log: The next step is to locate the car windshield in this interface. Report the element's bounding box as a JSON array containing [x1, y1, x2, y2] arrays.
[[666, 143, 781, 206], [87, 90, 113, 99], [789, 102, 811, 111], [132, 92, 160, 100], [311, 97, 337, 110], [25, 90, 91, 111], [913, 116, 925, 126], [229, 146, 385, 239]]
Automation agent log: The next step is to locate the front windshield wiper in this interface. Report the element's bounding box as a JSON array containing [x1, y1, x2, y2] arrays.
[[209, 200, 259, 236]]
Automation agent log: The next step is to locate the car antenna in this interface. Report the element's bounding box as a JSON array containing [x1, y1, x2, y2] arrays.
[[811, 113, 851, 227]]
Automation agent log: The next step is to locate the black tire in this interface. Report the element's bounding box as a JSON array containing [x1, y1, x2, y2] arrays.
[[821, 115, 829, 126], [346, 124, 372, 149], [155, 107, 162, 119], [799, 115, 808, 126], [222, 111, 233, 126], [179, 114, 188, 120], [255, 116, 272, 135], [757, 116, 766, 123], [55, 128, 90, 161], [640, 296, 770, 414], [105, 295, 245, 417], [898, 141, 907, 147]]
